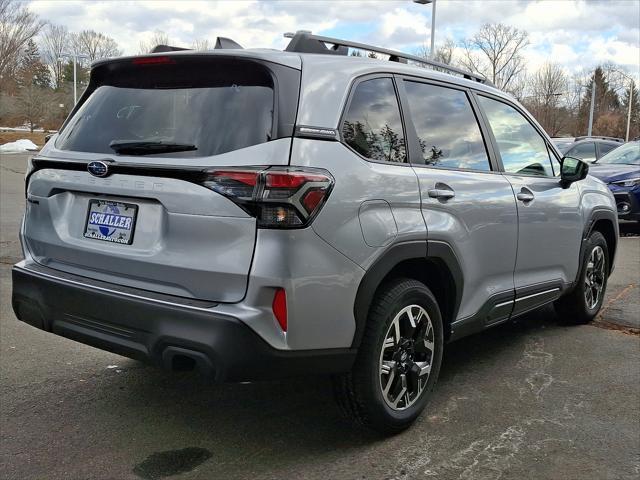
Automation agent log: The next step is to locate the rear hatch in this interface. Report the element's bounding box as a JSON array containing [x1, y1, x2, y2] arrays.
[[23, 53, 301, 302]]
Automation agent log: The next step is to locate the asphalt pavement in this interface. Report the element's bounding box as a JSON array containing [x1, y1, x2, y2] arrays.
[[1, 153, 638, 480]]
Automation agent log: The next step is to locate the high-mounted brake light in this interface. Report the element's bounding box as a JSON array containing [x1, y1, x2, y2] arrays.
[[202, 167, 334, 228], [132, 56, 176, 65]]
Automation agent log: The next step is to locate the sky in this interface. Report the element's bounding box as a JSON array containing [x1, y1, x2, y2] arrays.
[[28, 0, 640, 80]]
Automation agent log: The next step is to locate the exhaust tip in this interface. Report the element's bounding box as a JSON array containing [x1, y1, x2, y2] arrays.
[[171, 354, 196, 372], [161, 346, 215, 377]]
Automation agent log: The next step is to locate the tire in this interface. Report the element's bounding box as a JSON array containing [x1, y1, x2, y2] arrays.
[[333, 278, 444, 434], [554, 230, 609, 324]]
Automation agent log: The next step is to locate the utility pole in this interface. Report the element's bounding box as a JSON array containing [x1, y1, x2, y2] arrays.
[[587, 70, 596, 136]]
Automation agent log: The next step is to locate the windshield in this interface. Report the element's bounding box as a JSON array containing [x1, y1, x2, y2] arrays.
[[56, 60, 274, 158], [595, 142, 640, 165]]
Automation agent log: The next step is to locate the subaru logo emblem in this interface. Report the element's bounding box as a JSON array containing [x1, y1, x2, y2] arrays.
[[87, 161, 109, 177]]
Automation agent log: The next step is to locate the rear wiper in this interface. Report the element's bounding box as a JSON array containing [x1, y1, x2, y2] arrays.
[[109, 140, 197, 155]]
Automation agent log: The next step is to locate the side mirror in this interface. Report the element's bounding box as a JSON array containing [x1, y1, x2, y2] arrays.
[[560, 156, 589, 187]]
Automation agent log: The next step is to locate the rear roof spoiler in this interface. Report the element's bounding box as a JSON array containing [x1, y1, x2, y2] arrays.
[[150, 45, 190, 53], [215, 37, 243, 49], [150, 37, 244, 54]]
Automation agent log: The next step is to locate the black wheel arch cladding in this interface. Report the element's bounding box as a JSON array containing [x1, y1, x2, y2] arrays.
[[351, 240, 463, 348]]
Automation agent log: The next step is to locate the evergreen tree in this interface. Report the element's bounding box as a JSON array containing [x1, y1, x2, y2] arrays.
[[62, 59, 89, 86], [17, 39, 50, 88], [577, 67, 620, 135]]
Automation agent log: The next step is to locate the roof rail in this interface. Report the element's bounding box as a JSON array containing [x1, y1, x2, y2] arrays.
[[284, 31, 489, 84], [574, 135, 624, 143]]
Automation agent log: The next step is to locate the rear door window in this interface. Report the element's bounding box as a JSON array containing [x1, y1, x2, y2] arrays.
[[342, 77, 407, 163], [403, 81, 490, 171], [56, 58, 275, 158]]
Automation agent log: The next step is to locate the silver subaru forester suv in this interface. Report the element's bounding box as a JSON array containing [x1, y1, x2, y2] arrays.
[[12, 33, 618, 433]]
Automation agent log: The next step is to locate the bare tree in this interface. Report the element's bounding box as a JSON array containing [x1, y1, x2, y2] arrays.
[[414, 44, 430, 61], [433, 38, 456, 65], [192, 38, 211, 51], [565, 69, 592, 134], [416, 38, 457, 65], [71, 30, 121, 62], [506, 72, 529, 102], [138, 30, 170, 54], [15, 82, 50, 131], [0, 89, 18, 124], [40, 23, 69, 90], [0, 0, 45, 89], [601, 62, 629, 93], [460, 23, 529, 90], [525, 63, 569, 135]]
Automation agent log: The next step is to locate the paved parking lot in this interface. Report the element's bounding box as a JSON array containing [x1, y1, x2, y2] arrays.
[[1, 153, 639, 480]]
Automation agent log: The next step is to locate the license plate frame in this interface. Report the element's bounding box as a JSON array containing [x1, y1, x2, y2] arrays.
[[83, 199, 138, 245]]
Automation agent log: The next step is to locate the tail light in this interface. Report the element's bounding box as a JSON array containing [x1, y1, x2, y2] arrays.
[[202, 167, 334, 228]]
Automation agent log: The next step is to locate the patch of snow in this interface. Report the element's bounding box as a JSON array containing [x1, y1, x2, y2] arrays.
[[0, 139, 39, 153], [0, 126, 48, 132]]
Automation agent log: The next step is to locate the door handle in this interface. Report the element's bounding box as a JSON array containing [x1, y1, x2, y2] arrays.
[[516, 188, 534, 203], [428, 183, 455, 200], [428, 189, 455, 200]]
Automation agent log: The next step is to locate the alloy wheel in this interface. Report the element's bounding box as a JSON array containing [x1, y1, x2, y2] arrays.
[[584, 245, 606, 310], [378, 304, 435, 411]]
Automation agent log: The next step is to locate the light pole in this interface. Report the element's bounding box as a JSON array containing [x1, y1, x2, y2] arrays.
[[413, 0, 436, 59], [587, 70, 596, 137], [617, 71, 636, 142], [625, 82, 634, 142], [59, 53, 89, 104]]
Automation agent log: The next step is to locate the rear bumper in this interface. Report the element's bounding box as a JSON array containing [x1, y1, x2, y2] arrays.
[[11, 262, 356, 382]]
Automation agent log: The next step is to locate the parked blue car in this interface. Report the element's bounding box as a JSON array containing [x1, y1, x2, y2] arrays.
[[588, 141, 640, 222]]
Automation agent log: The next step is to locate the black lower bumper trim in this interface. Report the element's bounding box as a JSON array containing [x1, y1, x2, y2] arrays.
[[11, 264, 356, 382], [613, 192, 640, 221]]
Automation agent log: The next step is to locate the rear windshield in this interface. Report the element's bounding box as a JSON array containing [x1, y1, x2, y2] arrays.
[[56, 58, 275, 157]]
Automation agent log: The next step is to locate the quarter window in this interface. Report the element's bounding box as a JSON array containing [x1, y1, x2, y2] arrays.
[[342, 78, 407, 163], [404, 81, 490, 171], [598, 143, 618, 156], [478, 96, 554, 177], [566, 142, 596, 163]]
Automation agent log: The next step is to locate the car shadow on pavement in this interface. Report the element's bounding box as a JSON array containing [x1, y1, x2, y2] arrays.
[[619, 220, 640, 237], [69, 306, 564, 471], [2, 302, 587, 479]]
